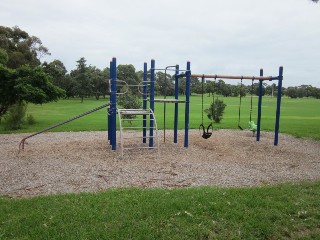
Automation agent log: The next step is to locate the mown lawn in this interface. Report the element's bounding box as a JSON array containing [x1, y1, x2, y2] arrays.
[[1, 182, 320, 239], [1, 96, 319, 139]]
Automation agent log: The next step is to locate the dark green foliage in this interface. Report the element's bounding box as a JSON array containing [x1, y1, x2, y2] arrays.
[[118, 91, 142, 124], [0, 26, 65, 118], [0, 26, 50, 69], [71, 57, 92, 103], [14, 65, 65, 103], [204, 97, 227, 123], [3, 101, 27, 130], [0, 64, 15, 116]]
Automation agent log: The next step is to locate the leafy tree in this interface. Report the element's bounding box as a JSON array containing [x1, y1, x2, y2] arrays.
[[71, 57, 92, 102], [286, 87, 299, 98], [61, 74, 76, 98], [117, 90, 141, 125], [87, 66, 108, 100], [206, 81, 216, 96], [178, 78, 186, 95], [0, 64, 65, 125], [0, 26, 50, 69], [0, 48, 9, 65], [117, 64, 139, 91], [42, 59, 67, 89], [0, 26, 64, 123], [155, 71, 174, 96]]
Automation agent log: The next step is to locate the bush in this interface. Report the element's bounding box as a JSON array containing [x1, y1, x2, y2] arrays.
[[26, 114, 36, 125], [3, 101, 27, 130], [204, 97, 227, 123]]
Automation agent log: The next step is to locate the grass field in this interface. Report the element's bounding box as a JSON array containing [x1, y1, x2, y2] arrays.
[[1, 96, 319, 239], [1, 95, 319, 139], [1, 182, 319, 239]]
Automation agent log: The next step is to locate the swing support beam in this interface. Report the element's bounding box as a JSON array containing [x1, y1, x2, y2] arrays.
[[191, 74, 279, 81]]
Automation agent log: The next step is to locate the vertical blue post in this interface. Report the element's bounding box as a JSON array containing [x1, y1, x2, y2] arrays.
[[256, 69, 263, 141], [111, 57, 117, 150], [149, 59, 155, 147], [184, 61, 191, 148], [174, 65, 179, 143], [143, 62, 147, 143], [108, 61, 112, 142], [274, 66, 283, 146]]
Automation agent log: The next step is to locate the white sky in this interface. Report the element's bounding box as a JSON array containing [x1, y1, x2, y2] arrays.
[[1, 0, 320, 87]]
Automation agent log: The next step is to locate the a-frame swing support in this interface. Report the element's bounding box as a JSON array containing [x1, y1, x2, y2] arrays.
[[191, 66, 284, 146]]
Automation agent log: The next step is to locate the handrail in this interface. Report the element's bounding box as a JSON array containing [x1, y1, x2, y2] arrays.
[[19, 102, 111, 151]]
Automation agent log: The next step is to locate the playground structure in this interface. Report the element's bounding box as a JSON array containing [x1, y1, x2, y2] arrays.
[[19, 57, 283, 159], [107, 58, 191, 158]]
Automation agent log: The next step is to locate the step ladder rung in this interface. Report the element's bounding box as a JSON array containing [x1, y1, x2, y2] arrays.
[[122, 126, 156, 129], [123, 146, 156, 150], [122, 136, 156, 139], [118, 109, 151, 115]]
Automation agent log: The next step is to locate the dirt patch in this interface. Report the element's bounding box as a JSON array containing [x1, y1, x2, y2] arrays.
[[0, 130, 319, 197]]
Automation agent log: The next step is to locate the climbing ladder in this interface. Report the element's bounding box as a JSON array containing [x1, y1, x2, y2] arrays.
[[117, 108, 159, 159]]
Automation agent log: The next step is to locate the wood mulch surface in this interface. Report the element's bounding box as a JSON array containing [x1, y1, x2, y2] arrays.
[[1, 130, 319, 197]]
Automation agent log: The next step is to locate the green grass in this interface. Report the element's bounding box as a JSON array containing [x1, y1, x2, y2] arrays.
[[1, 182, 319, 239], [1, 96, 319, 139]]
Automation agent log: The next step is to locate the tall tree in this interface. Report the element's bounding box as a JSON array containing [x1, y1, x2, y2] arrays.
[[42, 59, 67, 89], [0, 26, 64, 119], [0, 26, 50, 69], [71, 57, 92, 102]]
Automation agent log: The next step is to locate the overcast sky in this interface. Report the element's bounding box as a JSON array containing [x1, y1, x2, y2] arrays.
[[1, 0, 320, 87]]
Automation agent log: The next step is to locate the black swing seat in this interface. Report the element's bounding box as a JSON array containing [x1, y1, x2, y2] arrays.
[[199, 123, 213, 139]]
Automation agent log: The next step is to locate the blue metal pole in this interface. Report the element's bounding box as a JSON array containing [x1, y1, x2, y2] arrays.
[[256, 69, 263, 141], [149, 59, 155, 147], [174, 64, 179, 143], [111, 57, 117, 150], [274, 66, 283, 146], [108, 61, 112, 142], [143, 62, 147, 143], [184, 61, 191, 148]]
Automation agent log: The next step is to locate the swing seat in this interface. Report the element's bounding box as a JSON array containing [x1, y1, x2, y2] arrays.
[[248, 121, 257, 132], [199, 123, 213, 139]]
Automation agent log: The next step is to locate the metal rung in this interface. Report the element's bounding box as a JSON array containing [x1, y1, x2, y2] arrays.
[[122, 126, 155, 129], [119, 109, 151, 115], [122, 136, 156, 139], [121, 118, 154, 122], [123, 146, 156, 150], [153, 99, 185, 103]]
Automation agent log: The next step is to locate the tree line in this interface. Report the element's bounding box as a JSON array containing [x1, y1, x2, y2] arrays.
[[1, 26, 320, 129]]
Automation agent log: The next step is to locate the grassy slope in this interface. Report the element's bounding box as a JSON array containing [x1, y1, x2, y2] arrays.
[[1, 182, 320, 239]]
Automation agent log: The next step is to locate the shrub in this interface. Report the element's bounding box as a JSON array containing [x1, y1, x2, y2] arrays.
[[26, 114, 36, 125], [204, 97, 227, 123], [3, 101, 27, 130]]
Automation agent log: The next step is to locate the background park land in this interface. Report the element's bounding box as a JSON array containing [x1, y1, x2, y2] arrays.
[[1, 95, 319, 140]]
